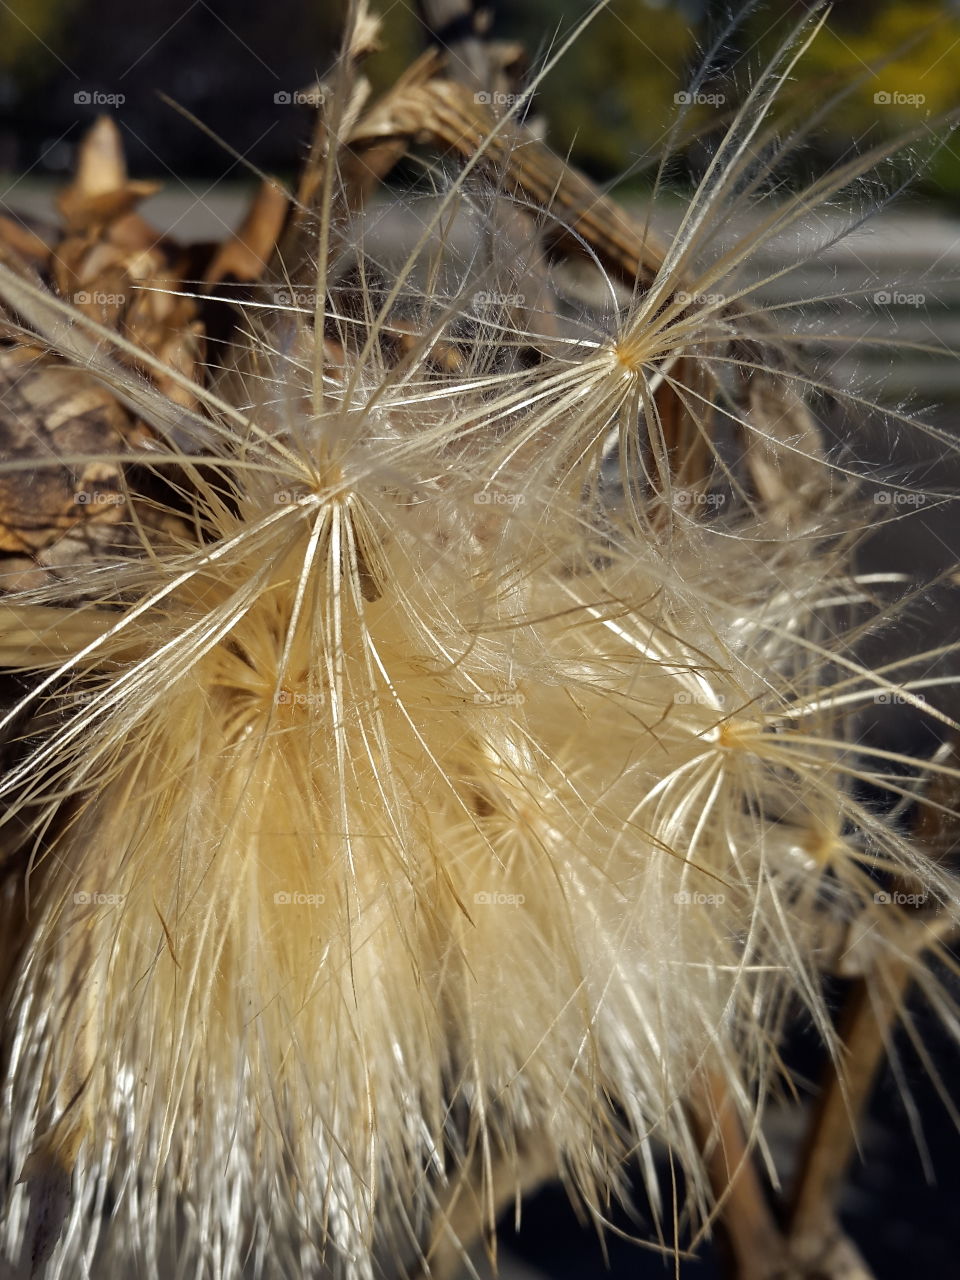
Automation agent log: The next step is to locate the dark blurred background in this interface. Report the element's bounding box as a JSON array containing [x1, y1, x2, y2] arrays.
[[1, 1, 960, 189], [3, 2, 960, 1277]]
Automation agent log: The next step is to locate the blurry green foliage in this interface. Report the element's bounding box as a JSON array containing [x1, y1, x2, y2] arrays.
[[498, 1, 960, 195], [0, 0, 78, 79], [741, 4, 960, 195], [366, 5, 421, 95], [501, 0, 697, 177], [764, 2, 960, 121]]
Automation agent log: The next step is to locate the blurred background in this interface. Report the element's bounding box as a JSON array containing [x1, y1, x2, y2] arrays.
[[1, 0, 960, 189], [2, 2, 960, 1277]]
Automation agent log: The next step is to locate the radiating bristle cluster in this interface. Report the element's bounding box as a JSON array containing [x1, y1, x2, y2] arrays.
[[0, 4, 958, 1277]]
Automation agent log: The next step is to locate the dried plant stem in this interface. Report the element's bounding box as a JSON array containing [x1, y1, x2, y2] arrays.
[[785, 976, 894, 1279], [787, 746, 960, 1274], [412, 1143, 557, 1280], [691, 1073, 789, 1280], [350, 77, 668, 289], [692, 1068, 876, 1280]]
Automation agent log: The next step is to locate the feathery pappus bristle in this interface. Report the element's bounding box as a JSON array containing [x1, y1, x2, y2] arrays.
[[0, 3, 958, 1277]]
